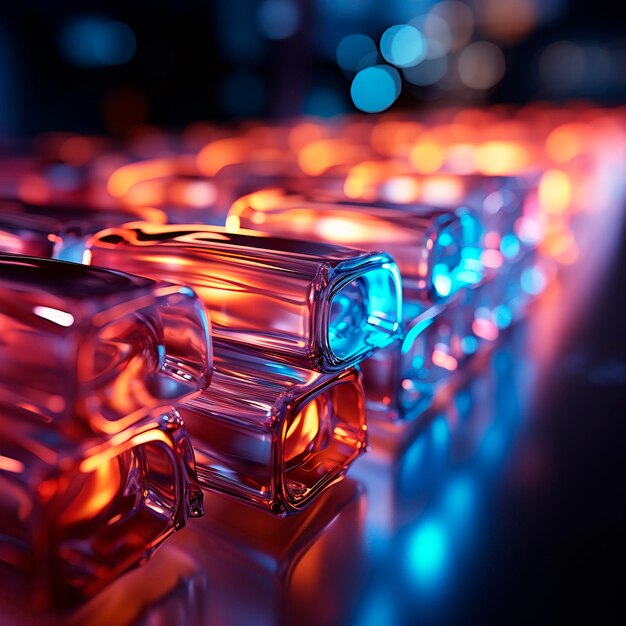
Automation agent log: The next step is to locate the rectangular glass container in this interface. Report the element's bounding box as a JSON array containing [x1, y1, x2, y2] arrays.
[[0, 199, 167, 262], [0, 405, 203, 605], [0, 254, 211, 436], [87, 223, 402, 372], [178, 345, 367, 515], [227, 188, 484, 303]]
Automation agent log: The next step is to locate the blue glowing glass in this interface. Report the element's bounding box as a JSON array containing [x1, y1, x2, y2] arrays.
[[350, 65, 401, 113], [430, 213, 485, 299], [328, 263, 402, 362]]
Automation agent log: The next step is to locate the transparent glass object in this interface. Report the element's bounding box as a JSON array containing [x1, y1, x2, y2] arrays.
[[227, 188, 484, 302], [0, 255, 211, 435], [0, 405, 203, 605], [178, 345, 367, 515], [87, 223, 402, 372], [0, 199, 167, 262], [337, 171, 527, 244]]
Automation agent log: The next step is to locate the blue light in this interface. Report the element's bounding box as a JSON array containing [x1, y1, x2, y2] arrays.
[[60, 17, 136, 67], [407, 519, 448, 585], [461, 335, 478, 355], [494, 305, 513, 329], [350, 65, 401, 113], [431, 416, 449, 449], [257, 0, 300, 40], [433, 270, 452, 297], [521, 266, 548, 296], [336, 34, 378, 72], [403, 55, 447, 86], [327, 264, 401, 362], [380, 24, 426, 68], [500, 233, 521, 260]]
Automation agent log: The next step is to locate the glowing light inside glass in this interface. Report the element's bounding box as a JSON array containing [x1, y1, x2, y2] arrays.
[[283, 381, 363, 505], [328, 267, 400, 362], [432, 215, 484, 298]]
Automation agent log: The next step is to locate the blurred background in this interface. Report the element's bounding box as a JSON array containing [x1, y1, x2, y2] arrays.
[[1, 3, 625, 625], [1, 0, 626, 136]]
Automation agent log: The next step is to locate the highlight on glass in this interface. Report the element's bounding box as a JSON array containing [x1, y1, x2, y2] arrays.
[[86, 223, 402, 372], [0, 405, 203, 605], [0, 254, 212, 435], [178, 346, 367, 515]]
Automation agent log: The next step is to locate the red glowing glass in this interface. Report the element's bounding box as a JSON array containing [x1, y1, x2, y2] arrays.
[[0, 255, 211, 435]]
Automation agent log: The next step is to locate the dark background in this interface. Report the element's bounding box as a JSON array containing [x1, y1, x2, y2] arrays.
[[1, 0, 626, 136]]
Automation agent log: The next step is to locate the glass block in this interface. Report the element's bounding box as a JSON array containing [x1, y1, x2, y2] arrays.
[[0, 255, 211, 435], [0, 406, 203, 604], [178, 345, 367, 515], [227, 188, 484, 303], [0, 199, 167, 262], [87, 223, 402, 372]]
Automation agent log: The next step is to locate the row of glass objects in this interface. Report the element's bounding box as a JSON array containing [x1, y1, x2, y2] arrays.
[[1, 105, 618, 606]]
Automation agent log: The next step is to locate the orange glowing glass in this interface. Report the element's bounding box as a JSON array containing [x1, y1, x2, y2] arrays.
[[228, 189, 483, 304], [179, 345, 367, 515], [0, 405, 203, 604], [87, 223, 402, 372]]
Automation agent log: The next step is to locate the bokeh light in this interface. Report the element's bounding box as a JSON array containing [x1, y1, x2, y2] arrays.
[[257, 0, 300, 40], [458, 41, 506, 90], [380, 24, 426, 69], [351, 65, 401, 113], [336, 34, 378, 72], [60, 16, 137, 67], [430, 1, 474, 52], [403, 55, 448, 86]]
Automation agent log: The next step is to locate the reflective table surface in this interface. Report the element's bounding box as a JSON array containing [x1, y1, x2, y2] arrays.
[[2, 198, 625, 626]]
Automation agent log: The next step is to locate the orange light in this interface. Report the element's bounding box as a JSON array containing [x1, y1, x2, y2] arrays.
[[59, 457, 122, 526], [472, 318, 499, 341], [538, 169, 572, 214], [196, 138, 250, 176], [409, 142, 445, 174], [432, 349, 458, 371], [284, 399, 322, 463], [0, 455, 25, 474], [475, 141, 529, 175], [107, 159, 177, 198], [298, 139, 355, 176], [545, 124, 586, 163], [17, 173, 50, 204], [420, 175, 465, 206], [59, 136, 94, 166]]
